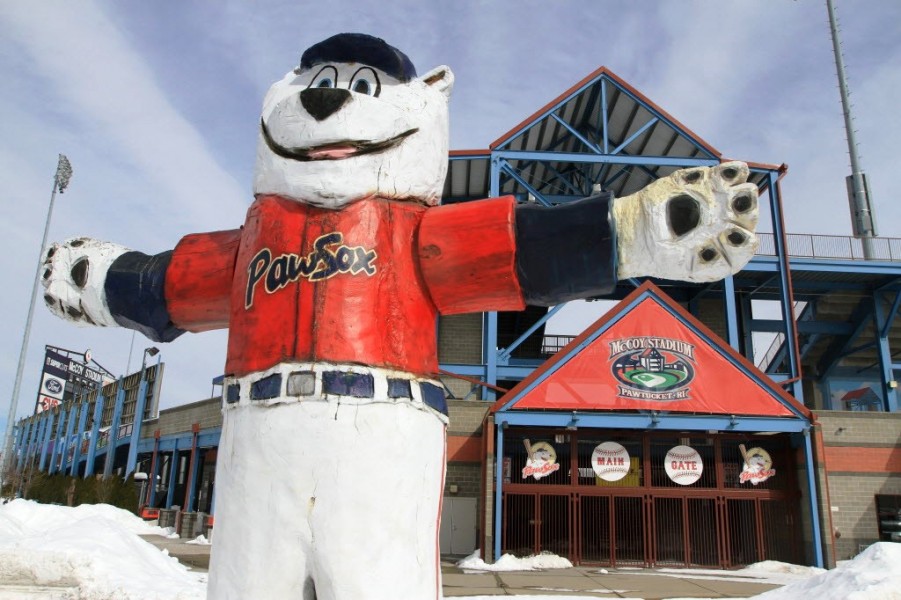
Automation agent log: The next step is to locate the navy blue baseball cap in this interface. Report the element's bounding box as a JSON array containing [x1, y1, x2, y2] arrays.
[[299, 33, 417, 82]]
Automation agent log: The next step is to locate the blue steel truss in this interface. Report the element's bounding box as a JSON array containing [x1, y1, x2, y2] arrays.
[[439, 67, 901, 415]]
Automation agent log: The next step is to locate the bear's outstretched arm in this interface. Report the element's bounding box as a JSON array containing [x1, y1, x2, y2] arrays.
[[42, 229, 240, 342], [417, 193, 615, 314], [418, 163, 758, 313]]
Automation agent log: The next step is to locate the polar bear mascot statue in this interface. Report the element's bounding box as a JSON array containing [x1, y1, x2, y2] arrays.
[[42, 33, 759, 599]]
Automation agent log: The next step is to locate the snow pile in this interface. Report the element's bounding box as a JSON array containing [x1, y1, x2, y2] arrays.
[[457, 549, 573, 571], [754, 542, 901, 600], [185, 535, 210, 546], [0, 499, 205, 599]]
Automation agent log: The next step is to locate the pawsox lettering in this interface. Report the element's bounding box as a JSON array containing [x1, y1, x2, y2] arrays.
[[245, 232, 377, 308]]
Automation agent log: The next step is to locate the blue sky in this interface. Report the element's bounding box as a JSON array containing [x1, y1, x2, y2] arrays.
[[1, 1, 900, 440]]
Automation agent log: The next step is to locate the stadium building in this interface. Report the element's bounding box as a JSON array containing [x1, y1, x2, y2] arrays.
[[11, 67, 901, 569]]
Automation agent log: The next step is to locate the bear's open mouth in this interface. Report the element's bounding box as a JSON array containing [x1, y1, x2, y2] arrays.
[[261, 119, 419, 161]]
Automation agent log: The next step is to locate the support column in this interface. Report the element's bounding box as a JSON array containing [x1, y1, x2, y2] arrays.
[[145, 431, 161, 507], [16, 420, 33, 471], [493, 423, 506, 561], [126, 363, 155, 477], [84, 391, 107, 477], [723, 275, 740, 351], [184, 424, 200, 512], [60, 402, 77, 474], [803, 428, 825, 568], [38, 411, 55, 471], [69, 402, 90, 476], [166, 450, 179, 509], [48, 408, 67, 475], [103, 380, 126, 478], [873, 292, 899, 412]]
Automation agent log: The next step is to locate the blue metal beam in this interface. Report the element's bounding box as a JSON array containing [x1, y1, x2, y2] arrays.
[[817, 299, 872, 377], [803, 429, 825, 568], [165, 450, 178, 509], [550, 113, 603, 155], [84, 391, 107, 477], [104, 382, 126, 478], [493, 423, 504, 561], [38, 411, 55, 472], [61, 403, 77, 473], [499, 162, 553, 207], [872, 294, 899, 412], [767, 173, 802, 400], [751, 319, 853, 335], [126, 356, 160, 478], [724, 276, 739, 351], [495, 411, 808, 433], [497, 305, 564, 363], [17, 420, 32, 471], [610, 117, 660, 155], [69, 402, 89, 477], [48, 408, 66, 475], [494, 150, 718, 168]]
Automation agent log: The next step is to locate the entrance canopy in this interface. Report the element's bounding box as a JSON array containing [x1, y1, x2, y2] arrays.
[[492, 283, 813, 433]]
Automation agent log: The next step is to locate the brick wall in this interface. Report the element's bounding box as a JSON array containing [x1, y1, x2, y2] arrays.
[[813, 410, 901, 560], [143, 397, 222, 438], [448, 399, 490, 437], [438, 313, 483, 364]]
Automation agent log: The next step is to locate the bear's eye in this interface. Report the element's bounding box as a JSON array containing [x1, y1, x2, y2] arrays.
[[349, 67, 381, 97], [353, 79, 371, 95], [308, 65, 338, 89]]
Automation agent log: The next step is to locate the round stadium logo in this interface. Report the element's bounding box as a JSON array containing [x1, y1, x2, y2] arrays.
[[609, 336, 695, 401]]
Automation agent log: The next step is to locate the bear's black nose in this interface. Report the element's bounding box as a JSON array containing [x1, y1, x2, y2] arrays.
[[300, 88, 352, 121]]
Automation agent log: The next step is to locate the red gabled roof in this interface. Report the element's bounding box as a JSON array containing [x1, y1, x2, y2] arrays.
[[491, 282, 812, 421]]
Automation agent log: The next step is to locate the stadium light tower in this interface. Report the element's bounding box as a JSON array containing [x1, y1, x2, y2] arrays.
[[827, 0, 877, 258], [1, 155, 73, 492]]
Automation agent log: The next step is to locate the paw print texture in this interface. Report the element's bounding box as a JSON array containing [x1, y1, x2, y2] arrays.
[[41, 237, 129, 327], [613, 161, 759, 283]]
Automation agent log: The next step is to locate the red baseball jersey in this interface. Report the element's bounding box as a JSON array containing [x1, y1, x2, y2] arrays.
[[164, 195, 526, 378]]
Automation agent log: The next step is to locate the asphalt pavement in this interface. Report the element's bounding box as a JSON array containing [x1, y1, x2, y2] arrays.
[[140, 535, 783, 599]]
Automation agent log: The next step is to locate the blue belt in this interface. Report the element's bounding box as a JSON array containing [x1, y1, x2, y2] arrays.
[[225, 370, 448, 416]]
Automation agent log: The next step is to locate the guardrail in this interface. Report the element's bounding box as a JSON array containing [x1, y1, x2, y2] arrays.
[[756, 233, 901, 261]]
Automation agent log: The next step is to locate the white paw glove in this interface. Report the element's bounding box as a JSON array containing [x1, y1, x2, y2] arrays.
[[41, 237, 130, 327], [613, 161, 759, 282]]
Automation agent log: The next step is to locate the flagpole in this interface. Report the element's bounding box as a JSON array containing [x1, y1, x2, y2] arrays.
[[1, 155, 73, 494]]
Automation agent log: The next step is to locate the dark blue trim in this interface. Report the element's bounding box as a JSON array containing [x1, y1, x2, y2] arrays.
[[387, 378, 412, 398], [105, 251, 184, 343], [322, 371, 374, 398], [420, 383, 448, 416], [226, 384, 240, 404], [251, 374, 282, 400], [300, 33, 417, 82], [515, 192, 617, 305]]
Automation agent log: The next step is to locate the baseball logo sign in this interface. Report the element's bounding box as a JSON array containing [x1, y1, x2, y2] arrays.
[[739, 444, 776, 485], [521, 439, 560, 480], [609, 337, 695, 401], [664, 445, 703, 485], [591, 441, 631, 482]]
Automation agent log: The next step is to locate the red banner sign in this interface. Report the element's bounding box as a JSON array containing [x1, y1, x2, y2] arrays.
[[513, 297, 795, 417]]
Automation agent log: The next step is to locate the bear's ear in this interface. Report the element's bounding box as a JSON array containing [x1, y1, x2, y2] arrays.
[[420, 65, 454, 98]]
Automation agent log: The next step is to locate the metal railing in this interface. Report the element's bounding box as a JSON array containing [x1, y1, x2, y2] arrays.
[[755, 233, 901, 261]]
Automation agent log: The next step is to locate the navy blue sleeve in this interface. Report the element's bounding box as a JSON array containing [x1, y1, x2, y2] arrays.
[[514, 192, 617, 306], [104, 251, 185, 343]]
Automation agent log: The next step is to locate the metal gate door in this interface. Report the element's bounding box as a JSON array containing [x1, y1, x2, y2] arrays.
[[500, 429, 801, 568]]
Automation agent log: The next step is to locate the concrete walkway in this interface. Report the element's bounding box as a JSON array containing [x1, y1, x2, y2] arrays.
[[141, 536, 783, 599], [440, 560, 781, 598]]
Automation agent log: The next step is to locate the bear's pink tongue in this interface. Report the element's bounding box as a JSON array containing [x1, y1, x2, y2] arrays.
[[308, 146, 357, 159]]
